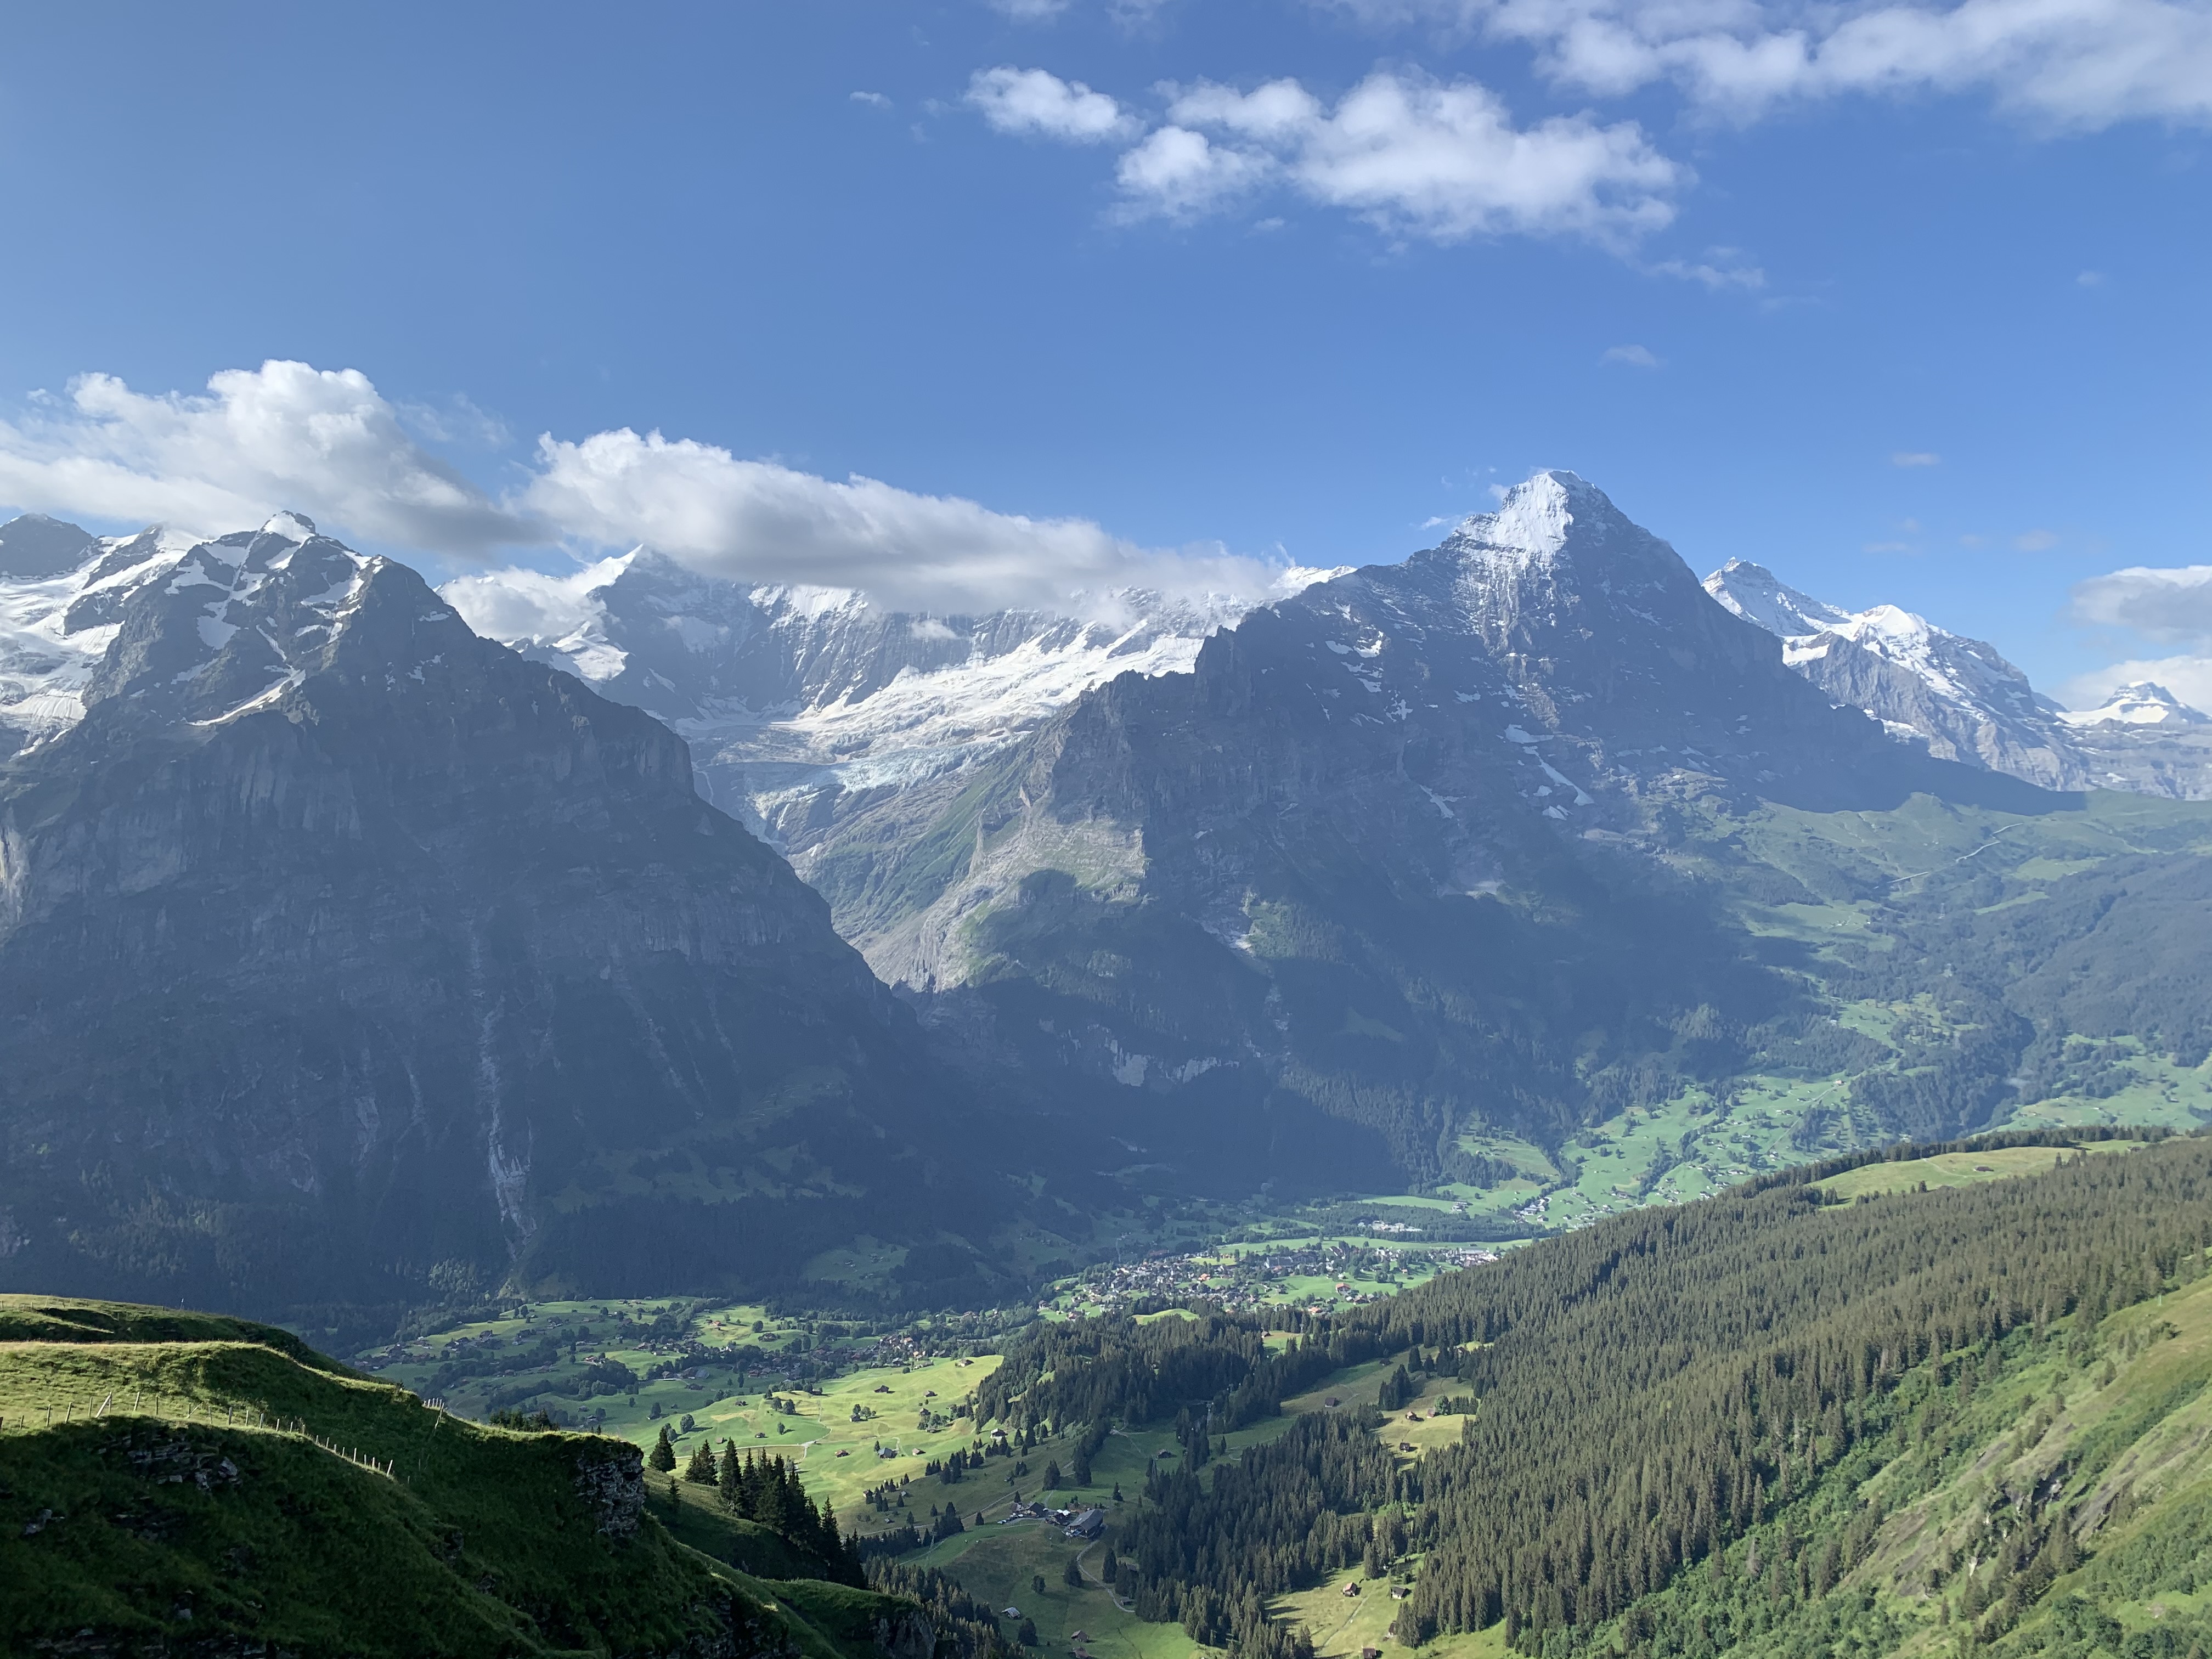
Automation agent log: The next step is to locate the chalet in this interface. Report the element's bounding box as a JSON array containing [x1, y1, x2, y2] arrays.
[[1064, 1508, 1106, 1539]]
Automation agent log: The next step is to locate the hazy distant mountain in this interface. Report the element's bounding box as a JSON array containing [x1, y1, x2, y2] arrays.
[[0, 514, 1065, 1329], [1704, 558, 2212, 798], [442, 550, 1340, 850], [2056, 681, 2211, 729]]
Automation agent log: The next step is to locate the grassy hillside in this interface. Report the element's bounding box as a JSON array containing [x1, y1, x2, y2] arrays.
[[0, 1295, 927, 1657], [937, 1133, 2212, 1659], [1621, 1256, 2212, 1657]]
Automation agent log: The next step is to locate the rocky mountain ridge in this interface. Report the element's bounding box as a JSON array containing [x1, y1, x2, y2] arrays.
[[440, 549, 1342, 857], [1704, 557, 2212, 797], [0, 514, 1062, 1330], [776, 472, 2033, 1181]]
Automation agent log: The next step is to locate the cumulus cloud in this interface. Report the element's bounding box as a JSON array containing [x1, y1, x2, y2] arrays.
[[0, 360, 1324, 620], [0, 362, 528, 551], [967, 66, 1135, 140], [438, 558, 629, 648], [1105, 69, 1683, 242], [1602, 342, 1662, 366], [1113, 125, 1277, 217], [2071, 563, 2212, 643], [1315, 0, 2212, 129], [519, 427, 1306, 616]]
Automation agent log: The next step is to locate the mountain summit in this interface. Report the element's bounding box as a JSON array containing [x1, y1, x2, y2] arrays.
[[0, 514, 1053, 1329], [764, 473, 1997, 1185], [1706, 557, 2212, 798]]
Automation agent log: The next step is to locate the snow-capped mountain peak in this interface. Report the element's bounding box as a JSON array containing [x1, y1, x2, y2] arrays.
[[1705, 558, 2212, 798], [1702, 558, 1857, 637], [1446, 470, 1628, 564], [2057, 682, 2211, 727], [0, 514, 200, 755], [442, 546, 1341, 845]]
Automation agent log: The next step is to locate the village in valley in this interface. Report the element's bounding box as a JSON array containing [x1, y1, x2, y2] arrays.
[[356, 1229, 1513, 1659]]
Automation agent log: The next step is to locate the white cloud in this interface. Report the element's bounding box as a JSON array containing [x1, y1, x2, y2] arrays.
[[1602, 343, 1662, 366], [2059, 657, 2212, 713], [400, 391, 511, 450], [2071, 563, 2212, 642], [2015, 528, 2059, 550], [521, 428, 1309, 617], [990, 0, 1073, 16], [967, 66, 1135, 140], [438, 558, 629, 648], [1113, 126, 1277, 217], [1121, 69, 1684, 242], [850, 90, 893, 108], [1891, 450, 1942, 466], [1645, 251, 1766, 288], [0, 361, 527, 552], [0, 360, 1324, 622], [2076, 268, 2106, 285], [1316, 0, 2212, 129]]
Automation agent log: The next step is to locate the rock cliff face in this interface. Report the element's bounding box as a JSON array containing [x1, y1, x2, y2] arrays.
[[0, 517, 1034, 1327], [440, 549, 1334, 894], [815, 475, 2042, 1183]]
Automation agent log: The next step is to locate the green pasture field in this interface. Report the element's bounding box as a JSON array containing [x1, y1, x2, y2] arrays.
[[1815, 1137, 2143, 1201], [1272, 1565, 1408, 1658], [904, 1513, 1212, 1659], [0, 1298, 900, 1659]]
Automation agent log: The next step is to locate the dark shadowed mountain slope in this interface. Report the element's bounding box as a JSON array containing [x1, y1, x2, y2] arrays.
[[0, 516, 1086, 1334], [799, 475, 2069, 1186]]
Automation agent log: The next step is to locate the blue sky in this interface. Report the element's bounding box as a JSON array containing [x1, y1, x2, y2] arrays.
[[0, 1, 2204, 702]]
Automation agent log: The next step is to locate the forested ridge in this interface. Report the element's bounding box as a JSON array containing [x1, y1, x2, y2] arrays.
[[973, 1130, 2212, 1657]]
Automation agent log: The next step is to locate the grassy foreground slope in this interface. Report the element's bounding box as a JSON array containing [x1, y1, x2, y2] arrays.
[[0, 1297, 926, 1658]]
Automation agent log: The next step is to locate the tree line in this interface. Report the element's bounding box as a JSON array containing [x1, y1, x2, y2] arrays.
[[978, 1129, 2207, 1656]]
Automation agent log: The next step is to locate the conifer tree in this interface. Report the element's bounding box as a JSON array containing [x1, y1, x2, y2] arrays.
[[649, 1424, 677, 1472], [685, 1442, 717, 1484]]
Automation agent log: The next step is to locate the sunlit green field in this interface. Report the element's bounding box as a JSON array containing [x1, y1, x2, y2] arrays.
[[1816, 1136, 2143, 1200]]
